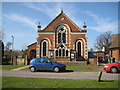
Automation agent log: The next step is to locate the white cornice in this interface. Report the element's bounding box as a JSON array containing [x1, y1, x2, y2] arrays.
[[38, 32, 86, 34], [38, 32, 54, 34]]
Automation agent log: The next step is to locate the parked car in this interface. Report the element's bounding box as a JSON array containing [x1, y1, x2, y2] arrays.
[[104, 61, 120, 73], [97, 56, 103, 63], [97, 56, 108, 63], [29, 58, 66, 72]]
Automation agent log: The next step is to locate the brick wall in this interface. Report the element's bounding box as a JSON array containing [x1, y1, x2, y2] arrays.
[[89, 58, 97, 65], [27, 42, 36, 60], [110, 49, 120, 62]]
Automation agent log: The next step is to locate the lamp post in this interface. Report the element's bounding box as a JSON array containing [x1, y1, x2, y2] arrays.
[[11, 35, 14, 65], [102, 46, 105, 61]]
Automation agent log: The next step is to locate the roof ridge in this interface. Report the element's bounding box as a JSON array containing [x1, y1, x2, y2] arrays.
[[42, 11, 82, 31], [43, 12, 63, 31], [63, 12, 82, 31]]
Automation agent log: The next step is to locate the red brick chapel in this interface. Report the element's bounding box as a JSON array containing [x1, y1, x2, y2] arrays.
[[26, 10, 88, 62]]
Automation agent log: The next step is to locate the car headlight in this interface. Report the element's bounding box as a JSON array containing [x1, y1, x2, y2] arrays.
[[104, 66, 108, 67]]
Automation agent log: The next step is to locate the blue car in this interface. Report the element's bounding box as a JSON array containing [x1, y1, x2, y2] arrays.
[[29, 58, 66, 72]]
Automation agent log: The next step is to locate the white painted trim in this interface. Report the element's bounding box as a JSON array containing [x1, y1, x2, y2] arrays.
[[54, 23, 71, 45], [36, 40, 40, 57], [76, 40, 83, 56], [38, 32, 86, 34], [38, 33, 54, 34], [55, 48, 70, 58], [74, 38, 86, 57], [40, 37, 52, 49], [71, 32, 86, 34], [41, 40, 48, 57], [57, 26, 67, 44], [74, 37, 88, 59]]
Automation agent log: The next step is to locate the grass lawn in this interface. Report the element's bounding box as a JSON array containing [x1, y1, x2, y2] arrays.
[[1, 65, 26, 70], [22, 65, 104, 72], [66, 65, 103, 72], [2, 76, 119, 88]]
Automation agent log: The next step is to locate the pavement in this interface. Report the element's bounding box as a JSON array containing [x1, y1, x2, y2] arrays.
[[1, 69, 120, 80], [11, 65, 29, 70]]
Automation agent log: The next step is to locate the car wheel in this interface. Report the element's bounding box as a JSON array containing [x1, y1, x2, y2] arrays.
[[54, 67, 59, 73], [30, 67, 36, 72], [110, 67, 118, 73]]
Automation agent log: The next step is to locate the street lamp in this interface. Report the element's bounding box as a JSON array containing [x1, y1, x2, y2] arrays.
[[102, 46, 105, 60], [11, 35, 14, 65]]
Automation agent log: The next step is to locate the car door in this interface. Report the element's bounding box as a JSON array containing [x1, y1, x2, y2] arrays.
[[43, 58, 53, 70], [34, 58, 43, 70]]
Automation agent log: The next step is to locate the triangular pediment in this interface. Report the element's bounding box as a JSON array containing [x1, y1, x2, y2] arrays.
[[42, 11, 82, 32], [57, 43, 67, 49]]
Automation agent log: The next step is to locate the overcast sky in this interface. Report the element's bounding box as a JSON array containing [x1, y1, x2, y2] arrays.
[[2, 2, 118, 50]]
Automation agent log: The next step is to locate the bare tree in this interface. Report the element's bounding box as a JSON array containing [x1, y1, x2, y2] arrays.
[[94, 31, 112, 54], [5, 42, 12, 51], [4, 42, 12, 58]]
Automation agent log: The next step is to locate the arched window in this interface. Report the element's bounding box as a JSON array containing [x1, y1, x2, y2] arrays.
[[57, 26, 66, 43], [56, 50, 58, 56], [66, 50, 68, 57], [63, 49, 65, 56], [58, 33, 61, 43], [78, 42, 81, 56], [43, 42, 46, 56], [59, 49, 61, 56], [62, 33, 66, 43]]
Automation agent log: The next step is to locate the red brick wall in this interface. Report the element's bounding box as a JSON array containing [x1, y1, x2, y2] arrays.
[[89, 58, 97, 65], [28, 12, 88, 62], [96, 52, 104, 59], [27, 43, 36, 60], [111, 49, 120, 62], [44, 12, 82, 32]]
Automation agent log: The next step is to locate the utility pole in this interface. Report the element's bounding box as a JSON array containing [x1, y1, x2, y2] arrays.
[[11, 35, 14, 65]]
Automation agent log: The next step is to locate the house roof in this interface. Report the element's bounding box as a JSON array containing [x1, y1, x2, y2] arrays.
[[110, 33, 120, 48], [40, 10, 83, 32], [27, 42, 37, 47]]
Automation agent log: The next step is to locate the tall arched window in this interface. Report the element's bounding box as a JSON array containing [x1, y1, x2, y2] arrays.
[[59, 49, 61, 56], [63, 49, 65, 56], [78, 42, 81, 56], [66, 50, 68, 57], [56, 50, 58, 56], [63, 33, 66, 43], [57, 26, 66, 43], [43, 42, 46, 56], [58, 33, 61, 43]]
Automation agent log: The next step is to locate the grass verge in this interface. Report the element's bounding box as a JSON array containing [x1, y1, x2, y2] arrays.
[[67, 65, 103, 71], [2, 76, 118, 88], [1, 65, 26, 70]]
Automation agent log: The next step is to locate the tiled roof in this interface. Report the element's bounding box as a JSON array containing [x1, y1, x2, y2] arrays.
[[28, 42, 37, 47], [110, 33, 120, 48]]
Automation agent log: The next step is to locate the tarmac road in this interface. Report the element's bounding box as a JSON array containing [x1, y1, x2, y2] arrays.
[[1, 70, 120, 80]]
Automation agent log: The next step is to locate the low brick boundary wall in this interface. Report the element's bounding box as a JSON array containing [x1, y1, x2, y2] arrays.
[[89, 58, 97, 65], [57, 61, 88, 65]]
